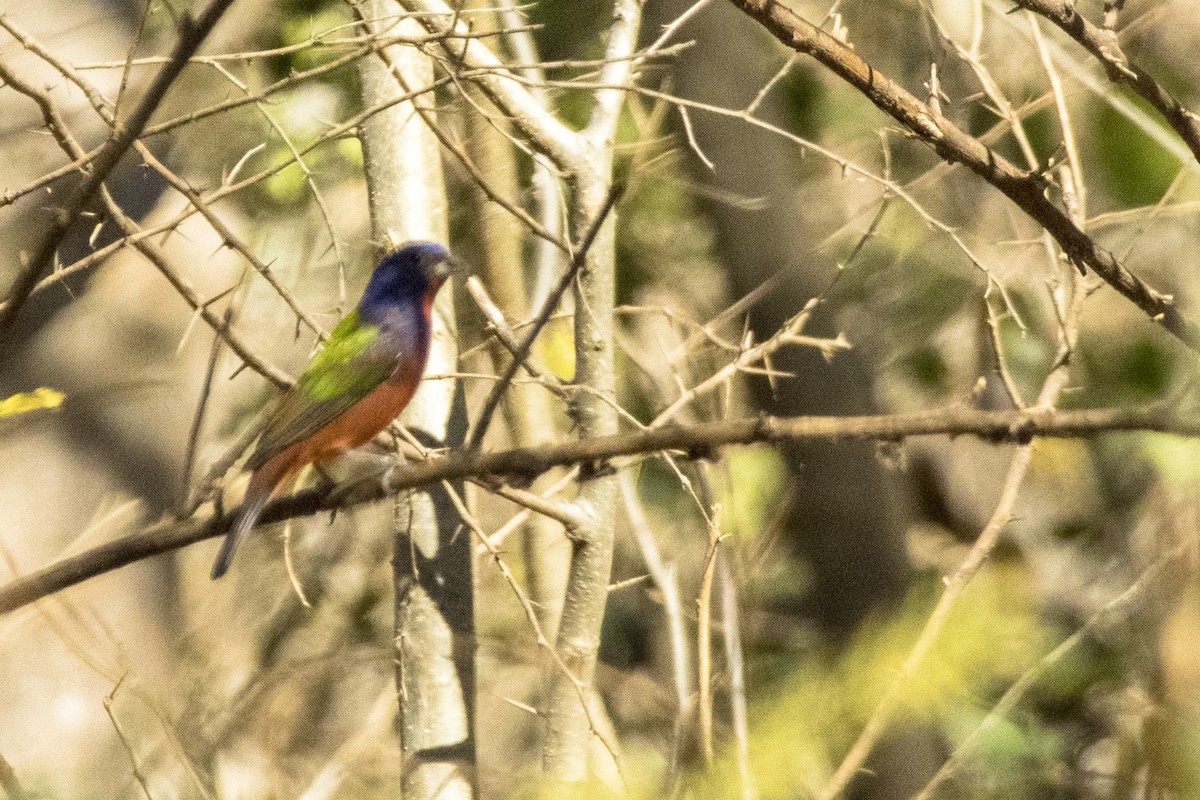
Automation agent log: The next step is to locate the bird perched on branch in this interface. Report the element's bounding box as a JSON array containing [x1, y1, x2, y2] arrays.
[[211, 241, 461, 579]]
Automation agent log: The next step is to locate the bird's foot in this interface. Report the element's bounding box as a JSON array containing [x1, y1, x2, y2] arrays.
[[313, 464, 339, 495], [380, 453, 408, 493]]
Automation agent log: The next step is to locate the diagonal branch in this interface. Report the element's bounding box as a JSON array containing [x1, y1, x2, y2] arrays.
[[913, 538, 1193, 800], [465, 183, 623, 450], [1013, 0, 1200, 167], [0, 60, 292, 389], [0, 75, 455, 317], [0, 0, 239, 343], [725, 0, 1200, 350], [1, 12, 331, 339]]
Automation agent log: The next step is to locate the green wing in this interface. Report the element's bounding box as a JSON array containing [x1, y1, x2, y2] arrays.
[[247, 311, 397, 469]]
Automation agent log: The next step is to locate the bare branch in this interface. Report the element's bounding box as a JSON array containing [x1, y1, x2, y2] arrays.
[[719, 554, 757, 800], [3, 404, 1200, 617], [819, 139, 1089, 797], [619, 471, 693, 789], [649, 297, 849, 429], [465, 184, 623, 451], [1014, 0, 1200, 167], [0, 75, 455, 316], [726, 0, 1200, 349], [0, 0, 240, 343], [696, 505, 723, 765], [396, 0, 582, 170], [0, 60, 292, 388]]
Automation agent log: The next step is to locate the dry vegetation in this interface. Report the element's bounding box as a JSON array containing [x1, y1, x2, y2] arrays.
[[3, 0, 1200, 798]]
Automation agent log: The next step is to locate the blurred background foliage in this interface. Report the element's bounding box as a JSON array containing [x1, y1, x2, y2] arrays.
[[3, 0, 1200, 798]]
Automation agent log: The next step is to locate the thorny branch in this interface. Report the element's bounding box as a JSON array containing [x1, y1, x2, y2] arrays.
[[466, 183, 623, 451], [0, 60, 292, 388], [1013, 0, 1200, 167], [818, 79, 1091, 795], [3, 404, 1200, 616], [442, 482, 624, 776], [649, 296, 849, 429], [726, 0, 1200, 349], [0, 12, 332, 339], [0, 74, 456, 317], [0, 21, 532, 210], [0, 0, 240, 343]]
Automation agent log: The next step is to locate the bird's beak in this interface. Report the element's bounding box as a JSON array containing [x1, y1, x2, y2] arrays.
[[442, 252, 470, 278]]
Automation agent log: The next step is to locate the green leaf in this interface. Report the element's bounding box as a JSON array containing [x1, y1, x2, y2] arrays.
[[720, 446, 787, 541]]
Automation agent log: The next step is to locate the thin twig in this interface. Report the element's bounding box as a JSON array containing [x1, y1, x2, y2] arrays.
[[818, 438, 1041, 799], [627, 84, 1024, 329], [476, 480, 581, 528], [1028, 11, 1086, 219], [719, 553, 757, 800], [0, 0, 240, 343], [135, 145, 329, 338], [441, 481, 624, 779], [620, 471, 693, 789], [465, 182, 624, 450], [918, 0, 1052, 405], [479, 467, 580, 551], [0, 36, 430, 210], [982, 294, 1026, 409], [696, 504, 723, 765], [649, 298, 848, 429], [464, 276, 566, 397], [103, 679, 154, 800], [726, 0, 1200, 349], [181, 296, 240, 509], [101, 203, 294, 388], [280, 518, 313, 608], [913, 539, 1193, 800], [1013, 0, 1200, 166]]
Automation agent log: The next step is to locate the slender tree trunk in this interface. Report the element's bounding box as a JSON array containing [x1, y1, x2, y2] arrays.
[[543, 0, 645, 782], [461, 12, 571, 635], [358, 3, 474, 797], [541, 163, 622, 782]]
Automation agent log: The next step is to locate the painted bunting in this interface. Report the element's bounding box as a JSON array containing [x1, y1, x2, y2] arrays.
[[211, 241, 460, 579]]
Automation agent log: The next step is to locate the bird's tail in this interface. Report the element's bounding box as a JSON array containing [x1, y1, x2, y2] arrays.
[[211, 458, 293, 580]]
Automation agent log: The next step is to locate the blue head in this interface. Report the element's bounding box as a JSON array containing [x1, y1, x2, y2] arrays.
[[358, 242, 459, 320]]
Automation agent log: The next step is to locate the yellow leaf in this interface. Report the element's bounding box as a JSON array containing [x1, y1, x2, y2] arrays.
[[535, 317, 575, 382], [0, 387, 65, 418]]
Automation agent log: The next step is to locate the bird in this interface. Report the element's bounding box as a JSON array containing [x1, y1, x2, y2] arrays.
[[211, 241, 461, 579]]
